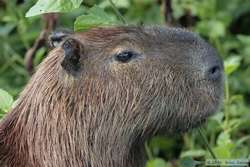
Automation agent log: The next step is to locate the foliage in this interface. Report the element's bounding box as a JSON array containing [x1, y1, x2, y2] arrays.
[[0, 0, 249, 166], [74, 5, 120, 31], [0, 89, 14, 118], [26, 0, 83, 17]]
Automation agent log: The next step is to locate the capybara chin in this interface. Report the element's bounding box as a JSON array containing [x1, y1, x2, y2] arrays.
[[0, 26, 224, 167]]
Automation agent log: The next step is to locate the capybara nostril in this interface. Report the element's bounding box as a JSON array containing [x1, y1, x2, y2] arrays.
[[206, 64, 222, 81]]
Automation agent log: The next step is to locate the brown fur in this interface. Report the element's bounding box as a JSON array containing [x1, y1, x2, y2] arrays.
[[0, 26, 224, 167]]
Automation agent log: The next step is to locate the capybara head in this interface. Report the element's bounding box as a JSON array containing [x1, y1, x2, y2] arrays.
[[0, 26, 224, 167], [49, 26, 224, 132]]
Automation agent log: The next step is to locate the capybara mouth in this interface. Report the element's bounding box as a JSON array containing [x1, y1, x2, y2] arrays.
[[161, 75, 224, 134]]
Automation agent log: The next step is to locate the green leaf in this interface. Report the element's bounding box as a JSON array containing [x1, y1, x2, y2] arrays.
[[213, 131, 234, 158], [99, 0, 130, 8], [216, 131, 231, 146], [180, 150, 206, 158], [213, 144, 233, 158], [34, 47, 46, 66], [210, 112, 224, 124], [224, 56, 242, 75], [146, 158, 167, 167], [237, 35, 250, 45], [0, 89, 14, 112], [180, 157, 201, 167], [74, 5, 119, 31], [0, 23, 16, 36], [196, 20, 225, 38], [25, 0, 83, 17]]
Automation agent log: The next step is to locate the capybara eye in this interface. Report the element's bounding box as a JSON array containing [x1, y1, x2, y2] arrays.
[[114, 51, 135, 63]]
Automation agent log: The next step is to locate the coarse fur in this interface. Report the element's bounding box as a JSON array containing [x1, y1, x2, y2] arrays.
[[0, 26, 224, 167]]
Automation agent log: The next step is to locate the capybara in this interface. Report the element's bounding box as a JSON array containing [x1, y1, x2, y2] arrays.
[[0, 26, 224, 167]]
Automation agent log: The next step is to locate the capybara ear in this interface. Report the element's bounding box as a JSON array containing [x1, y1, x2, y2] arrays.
[[49, 29, 73, 47], [61, 38, 84, 75]]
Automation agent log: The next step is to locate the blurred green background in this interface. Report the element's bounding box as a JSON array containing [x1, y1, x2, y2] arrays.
[[0, 0, 249, 166]]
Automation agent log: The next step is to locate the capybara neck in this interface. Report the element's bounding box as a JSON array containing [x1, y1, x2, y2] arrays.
[[0, 50, 148, 167]]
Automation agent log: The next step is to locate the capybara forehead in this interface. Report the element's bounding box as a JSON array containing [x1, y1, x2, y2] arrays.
[[73, 26, 201, 48], [74, 27, 136, 42]]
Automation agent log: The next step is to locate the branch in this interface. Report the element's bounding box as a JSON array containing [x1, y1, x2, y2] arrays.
[[0, 0, 5, 8], [108, 0, 127, 24], [24, 13, 58, 75], [163, 0, 174, 26]]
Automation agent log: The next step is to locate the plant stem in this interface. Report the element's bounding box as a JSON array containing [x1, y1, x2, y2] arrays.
[[224, 76, 230, 128], [145, 141, 153, 160], [198, 127, 217, 160], [108, 0, 127, 24]]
